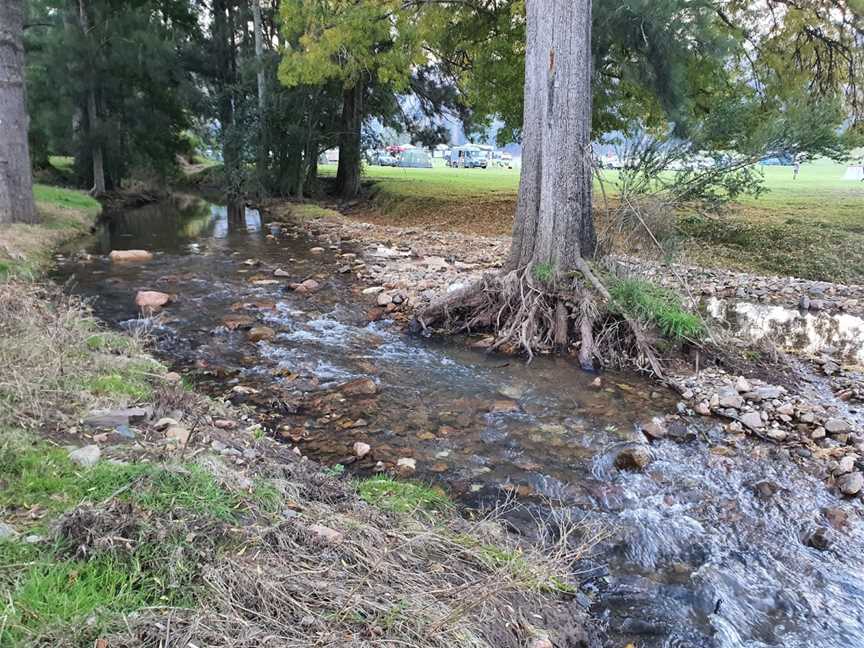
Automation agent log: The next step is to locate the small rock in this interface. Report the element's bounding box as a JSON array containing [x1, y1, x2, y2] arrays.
[[695, 401, 711, 416], [591, 377, 602, 388], [163, 372, 182, 384], [614, 446, 652, 471], [309, 524, 343, 543], [362, 286, 386, 295], [717, 388, 744, 409], [739, 412, 764, 430], [766, 429, 788, 442], [376, 292, 393, 306], [734, 376, 752, 393], [248, 326, 276, 342], [825, 418, 851, 434], [214, 419, 238, 429], [165, 425, 191, 446], [836, 455, 857, 475], [752, 480, 780, 499], [396, 457, 416, 474], [490, 400, 520, 413], [110, 249, 152, 263], [837, 471, 863, 496], [811, 427, 826, 440], [309, 247, 325, 254], [69, 445, 101, 467], [353, 442, 371, 458], [298, 279, 321, 293], [641, 418, 667, 440], [273, 268, 291, 277], [823, 507, 849, 530]]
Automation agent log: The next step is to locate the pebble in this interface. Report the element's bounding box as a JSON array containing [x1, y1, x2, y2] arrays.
[[837, 471, 863, 496]]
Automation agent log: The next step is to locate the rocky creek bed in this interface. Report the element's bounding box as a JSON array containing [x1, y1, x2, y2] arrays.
[[55, 194, 864, 648]]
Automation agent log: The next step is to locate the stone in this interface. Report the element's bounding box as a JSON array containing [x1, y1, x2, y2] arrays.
[[641, 418, 667, 440], [396, 457, 416, 474], [614, 446, 652, 471], [752, 480, 780, 499], [823, 507, 849, 530], [811, 427, 826, 440], [837, 471, 863, 496], [739, 412, 764, 430], [300, 279, 322, 293], [309, 247, 325, 254], [825, 418, 851, 434], [836, 455, 857, 475], [353, 441, 371, 458], [164, 371, 182, 384], [803, 526, 832, 551], [766, 429, 788, 442], [490, 400, 520, 413], [83, 407, 147, 429], [165, 425, 191, 446], [717, 388, 744, 409], [154, 417, 178, 431], [223, 314, 255, 330], [362, 286, 386, 295], [214, 419, 237, 429], [734, 376, 752, 393], [273, 268, 291, 277], [376, 292, 393, 306], [110, 249, 152, 263], [248, 326, 276, 342], [0, 522, 19, 540], [694, 401, 711, 416], [134, 290, 172, 313], [309, 524, 343, 543], [69, 445, 101, 467], [339, 377, 378, 396]]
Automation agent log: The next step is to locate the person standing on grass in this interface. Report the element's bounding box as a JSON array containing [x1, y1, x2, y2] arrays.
[[793, 158, 801, 180]]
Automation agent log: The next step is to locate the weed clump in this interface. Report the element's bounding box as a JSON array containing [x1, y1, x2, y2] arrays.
[[609, 277, 704, 342]]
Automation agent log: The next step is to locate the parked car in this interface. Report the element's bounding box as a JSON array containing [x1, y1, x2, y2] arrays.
[[491, 152, 514, 168], [370, 151, 399, 166], [446, 146, 488, 169]]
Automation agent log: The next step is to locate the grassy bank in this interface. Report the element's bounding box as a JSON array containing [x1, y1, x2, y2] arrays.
[[334, 160, 864, 283], [0, 184, 101, 279], [1, 186, 593, 646]]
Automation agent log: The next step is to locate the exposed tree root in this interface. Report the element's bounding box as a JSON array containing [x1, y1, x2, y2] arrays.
[[414, 263, 663, 377]]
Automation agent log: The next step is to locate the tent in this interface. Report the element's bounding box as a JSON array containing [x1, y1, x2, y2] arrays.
[[842, 165, 864, 181], [398, 148, 433, 168]]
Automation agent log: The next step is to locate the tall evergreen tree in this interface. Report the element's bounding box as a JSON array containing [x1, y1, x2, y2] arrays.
[[0, 0, 37, 224]]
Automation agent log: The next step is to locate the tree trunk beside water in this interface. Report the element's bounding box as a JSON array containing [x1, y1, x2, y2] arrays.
[[0, 0, 37, 224], [335, 83, 363, 200], [78, 0, 106, 197], [507, 0, 595, 273]]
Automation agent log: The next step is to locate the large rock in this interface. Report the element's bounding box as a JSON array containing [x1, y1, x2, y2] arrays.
[[110, 249, 152, 263], [614, 446, 652, 471], [248, 326, 276, 343], [837, 471, 863, 496], [135, 291, 172, 313], [69, 445, 101, 467]]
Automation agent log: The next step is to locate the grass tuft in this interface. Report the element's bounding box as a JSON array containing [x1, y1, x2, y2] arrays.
[[609, 277, 704, 341], [358, 476, 451, 515]]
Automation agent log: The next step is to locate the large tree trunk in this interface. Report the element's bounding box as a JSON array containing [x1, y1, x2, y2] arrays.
[[78, 0, 106, 196], [251, 0, 267, 184], [335, 83, 363, 200], [0, 0, 37, 224], [507, 0, 595, 272]]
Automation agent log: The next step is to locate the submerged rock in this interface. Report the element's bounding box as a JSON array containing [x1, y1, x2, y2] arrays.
[[110, 249, 152, 263], [339, 377, 378, 396], [134, 290, 172, 313], [248, 326, 276, 342]]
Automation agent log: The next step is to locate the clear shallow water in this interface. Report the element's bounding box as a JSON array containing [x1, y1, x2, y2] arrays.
[[57, 196, 864, 648]]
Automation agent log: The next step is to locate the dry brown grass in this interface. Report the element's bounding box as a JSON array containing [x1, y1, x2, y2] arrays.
[[0, 282, 157, 430]]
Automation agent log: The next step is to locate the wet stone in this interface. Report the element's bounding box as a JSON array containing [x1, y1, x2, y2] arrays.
[[837, 471, 863, 496], [614, 446, 652, 471]]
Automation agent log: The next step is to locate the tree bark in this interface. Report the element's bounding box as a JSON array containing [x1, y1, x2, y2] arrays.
[[78, 0, 106, 196], [0, 0, 37, 224], [335, 82, 363, 199], [507, 0, 595, 273]]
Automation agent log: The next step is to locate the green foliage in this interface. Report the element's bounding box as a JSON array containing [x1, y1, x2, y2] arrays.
[[358, 476, 451, 515], [0, 441, 244, 527], [532, 263, 554, 284], [609, 278, 704, 342]]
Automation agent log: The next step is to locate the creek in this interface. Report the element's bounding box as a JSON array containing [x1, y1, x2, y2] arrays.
[[57, 195, 864, 648]]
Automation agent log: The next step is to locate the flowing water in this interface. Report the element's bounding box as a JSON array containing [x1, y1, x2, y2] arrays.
[[57, 195, 864, 648]]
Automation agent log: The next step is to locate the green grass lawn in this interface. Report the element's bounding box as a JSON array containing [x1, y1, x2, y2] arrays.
[[337, 159, 863, 283]]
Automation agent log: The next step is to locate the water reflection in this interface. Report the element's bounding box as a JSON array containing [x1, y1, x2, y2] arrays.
[[704, 297, 864, 364]]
